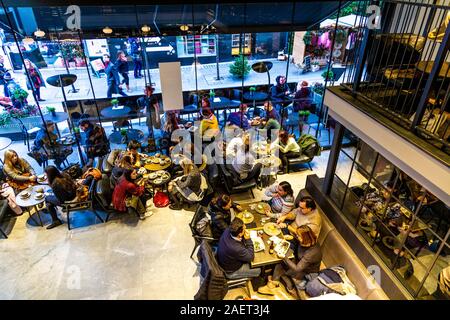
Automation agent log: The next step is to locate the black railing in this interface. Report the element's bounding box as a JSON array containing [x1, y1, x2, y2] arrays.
[[339, 0, 450, 159]]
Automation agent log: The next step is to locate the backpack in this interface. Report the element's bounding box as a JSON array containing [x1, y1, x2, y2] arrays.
[[63, 163, 83, 179], [305, 266, 357, 297], [153, 191, 170, 208]]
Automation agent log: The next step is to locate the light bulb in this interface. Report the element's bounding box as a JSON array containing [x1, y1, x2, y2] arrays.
[[34, 29, 45, 37], [141, 25, 151, 33], [180, 25, 189, 31]]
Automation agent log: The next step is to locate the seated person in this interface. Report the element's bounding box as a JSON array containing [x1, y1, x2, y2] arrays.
[[163, 111, 181, 139], [293, 81, 313, 112], [258, 225, 322, 298], [110, 152, 134, 188], [44, 165, 77, 229], [226, 103, 250, 130], [208, 194, 243, 239], [0, 172, 22, 216], [79, 119, 109, 167], [263, 181, 295, 217], [107, 139, 142, 168], [227, 142, 262, 185], [168, 159, 205, 210], [270, 131, 301, 173], [270, 75, 291, 110], [261, 101, 281, 140], [216, 217, 261, 280], [225, 132, 249, 158], [199, 107, 219, 139], [277, 196, 322, 239], [3, 149, 37, 192], [31, 120, 72, 170], [112, 168, 150, 220]]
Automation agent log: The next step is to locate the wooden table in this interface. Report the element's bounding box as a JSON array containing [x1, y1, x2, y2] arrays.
[[232, 201, 294, 269], [416, 61, 450, 78]]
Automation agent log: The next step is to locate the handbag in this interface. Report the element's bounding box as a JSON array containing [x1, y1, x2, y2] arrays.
[[153, 191, 170, 208], [63, 163, 82, 179]]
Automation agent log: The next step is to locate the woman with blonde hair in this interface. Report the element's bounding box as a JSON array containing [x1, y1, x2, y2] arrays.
[[168, 158, 203, 210], [3, 149, 37, 191]]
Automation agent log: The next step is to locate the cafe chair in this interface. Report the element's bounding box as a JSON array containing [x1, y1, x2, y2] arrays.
[[94, 174, 116, 222], [189, 205, 217, 260], [217, 164, 256, 199], [0, 199, 11, 239], [62, 178, 104, 230], [195, 239, 251, 300]]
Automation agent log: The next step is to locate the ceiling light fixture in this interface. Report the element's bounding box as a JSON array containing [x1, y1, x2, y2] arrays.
[[141, 25, 151, 33], [22, 37, 35, 44], [180, 24, 189, 31], [34, 29, 45, 37], [103, 26, 113, 34]]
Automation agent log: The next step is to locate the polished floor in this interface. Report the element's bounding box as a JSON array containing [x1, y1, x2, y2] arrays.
[[0, 137, 330, 300]]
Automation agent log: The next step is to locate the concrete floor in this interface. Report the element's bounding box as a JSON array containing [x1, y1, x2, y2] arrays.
[[0, 134, 331, 300]]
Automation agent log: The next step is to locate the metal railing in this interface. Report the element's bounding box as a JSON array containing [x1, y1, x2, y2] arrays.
[[339, 0, 450, 158]]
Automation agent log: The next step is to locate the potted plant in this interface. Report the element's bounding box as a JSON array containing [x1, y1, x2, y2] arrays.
[[311, 62, 320, 72], [12, 88, 29, 108], [313, 82, 325, 96], [60, 42, 84, 67], [321, 70, 334, 82], [249, 86, 256, 97], [209, 89, 215, 99], [229, 54, 251, 79], [46, 106, 56, 116], [111, 98, 119, 107]]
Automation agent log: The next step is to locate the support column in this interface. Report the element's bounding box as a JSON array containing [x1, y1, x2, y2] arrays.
[[322, 121, 345, 195]]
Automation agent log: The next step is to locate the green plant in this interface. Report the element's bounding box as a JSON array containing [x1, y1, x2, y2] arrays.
[[229, 54, 251, 78], [209, 89, 215, 98], [111, 98, 119, 106], [60, 42, 83, 61], [313, 83, 325, 95], [46, 106, 56, 112], [12, 88, 28, 101], [321, 70, 334, 81]]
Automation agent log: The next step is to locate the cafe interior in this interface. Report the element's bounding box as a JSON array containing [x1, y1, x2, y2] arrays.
[[0, 0, 448, 300]]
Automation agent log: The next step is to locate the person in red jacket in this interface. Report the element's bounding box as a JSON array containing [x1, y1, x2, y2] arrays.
[[112, 168, 149, 220]]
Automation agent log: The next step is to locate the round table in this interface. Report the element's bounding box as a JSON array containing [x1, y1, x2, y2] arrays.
[[143, 156, 172, 171], [109, 129, 144, 144], [210, 97, 240, 109], [416, 61, 450, 78], [100, 106, 131, 119], [16, 185, 52, 227], [243, 92, 269, 102], [0, 137, 12, 151], [44, 112, 69, 123]]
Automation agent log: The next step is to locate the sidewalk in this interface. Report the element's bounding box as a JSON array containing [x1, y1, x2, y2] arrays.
[[9, 58, 325, 110]]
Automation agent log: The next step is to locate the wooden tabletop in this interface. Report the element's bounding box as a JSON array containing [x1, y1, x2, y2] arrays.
[[232, 201, 294, 269], [416, 61, 450, 78]]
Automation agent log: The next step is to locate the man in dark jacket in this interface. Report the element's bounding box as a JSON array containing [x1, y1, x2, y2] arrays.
[[270, 75, 291, 111], [216, 218, 261, 280], [103, 54, 127, 98]]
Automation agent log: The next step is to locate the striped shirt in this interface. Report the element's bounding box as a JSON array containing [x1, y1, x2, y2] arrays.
[[264, 183, 295, 217]]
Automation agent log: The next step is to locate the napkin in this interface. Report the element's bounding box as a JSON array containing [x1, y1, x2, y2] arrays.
[[250, 230, 258, 239], [112, 105, 124, 110], [213, 97, 221, 103], [270, 236, 282, 244]]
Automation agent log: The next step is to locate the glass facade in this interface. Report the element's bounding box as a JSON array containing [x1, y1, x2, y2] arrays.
[[0, 1, 355, 167], [329, 128, 450, 299]]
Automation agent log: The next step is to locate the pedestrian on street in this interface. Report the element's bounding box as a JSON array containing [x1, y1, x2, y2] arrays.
[[24, 59, 46, 101], [116, 50, 131, 92], [130, 38, 143, 79], [103, 53, 127, 98]]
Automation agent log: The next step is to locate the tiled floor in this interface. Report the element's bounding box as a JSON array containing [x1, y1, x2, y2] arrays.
[[0, 135, 331, 300]]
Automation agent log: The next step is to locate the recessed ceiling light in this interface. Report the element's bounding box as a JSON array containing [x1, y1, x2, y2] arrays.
[[34, 29, 45, 37], [103, 26, 113, 34], [141, 25, 151, 33], [22, 37, 35, 44], [180, 25, 189, 31]]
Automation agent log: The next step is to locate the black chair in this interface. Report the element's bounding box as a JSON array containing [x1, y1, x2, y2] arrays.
[[218, 164, 256, 199], [189, 205, 216, 260], [95, 174, 116, 221], [230, 89, 242, 105], [62, 178, 104, 230], [286, 142, 319, 173], [0, 199, 11, 239]]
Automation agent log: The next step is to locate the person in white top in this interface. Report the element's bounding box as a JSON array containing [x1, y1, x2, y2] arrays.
[[271, 131, 301, 174], [277, 196, 322, 239], [226, 132, 249, 158]]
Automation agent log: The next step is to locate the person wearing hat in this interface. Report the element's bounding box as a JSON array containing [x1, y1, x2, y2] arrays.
[[3, 72, 21, 99], [257, 225, 323, 298]]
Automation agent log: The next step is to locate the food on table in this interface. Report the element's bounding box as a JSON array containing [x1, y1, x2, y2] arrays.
[[36, 187, 44, 193], [155, 153, 161, 158], [263, 222, 281, 236], [34, 193, 45, 200], [283, 234, 294, 241], [137, 167, 147, 175], [161, 173, 170, 180], [154, 178, 163, 184], [255, 202, 270, 214], [275, 240, 290, 257], [152, 158, 161, 164], [149, 172, 158, 179], [37, 174, 46, 182], [20, 192, 31, 199]]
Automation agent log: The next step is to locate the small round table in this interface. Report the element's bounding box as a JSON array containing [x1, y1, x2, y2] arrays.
[[16, 185, 52, 227], [109, 129, 145, 144], [210, 97, 240, 109], [44, 112, 69, 124], [144, 157, 172, 171], [100, 106, 131, 119]]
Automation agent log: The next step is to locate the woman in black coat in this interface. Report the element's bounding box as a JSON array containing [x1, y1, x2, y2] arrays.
[[207, 194, 242, 239]]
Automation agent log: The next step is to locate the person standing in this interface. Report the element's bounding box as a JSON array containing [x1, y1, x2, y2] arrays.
[[103, 54, 127, 98], [116, 50, 131, 92], [137, 85, 161, 138], [24, 59, 45, 101], [130, 38, 143, 79]]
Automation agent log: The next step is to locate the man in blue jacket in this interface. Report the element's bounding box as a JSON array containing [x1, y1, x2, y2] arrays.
[[216, 217, 261, 280], [103, 54, 127, 98]]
